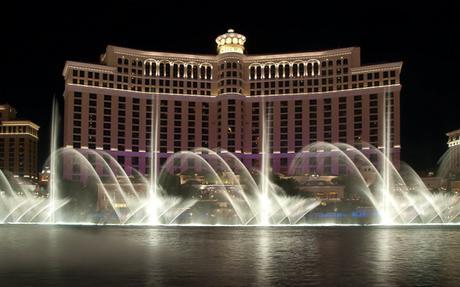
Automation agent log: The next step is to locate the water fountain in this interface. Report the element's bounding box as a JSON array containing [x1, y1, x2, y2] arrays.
[[1, 142, 460, 225], [49, 97, 59, 223], [147, 94, 160, 225]]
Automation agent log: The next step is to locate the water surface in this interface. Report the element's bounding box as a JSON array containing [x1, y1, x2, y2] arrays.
[[0, 225, 459, 286]]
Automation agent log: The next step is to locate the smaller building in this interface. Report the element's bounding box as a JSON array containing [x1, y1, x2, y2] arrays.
[[0, 104, 39, 181], [446, 129, 460, 174], [97, 177, 147, 213], [180, 171, 240, 186], [420, 175, 443, 192], [285, 174, 345, 201], [447, 129, 460, 148]]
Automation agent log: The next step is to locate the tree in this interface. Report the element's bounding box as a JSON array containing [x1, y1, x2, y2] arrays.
[[57, 178, 98, 221], [159, 172, 181, 196], [272, 174, 302, 197]]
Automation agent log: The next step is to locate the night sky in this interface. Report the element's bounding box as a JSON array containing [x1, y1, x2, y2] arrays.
[[2, 1, 459, 172]]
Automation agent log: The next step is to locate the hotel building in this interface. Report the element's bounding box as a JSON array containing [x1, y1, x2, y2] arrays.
[[0, 104, 40, 180], [446, 129, 460, 173], [62, 29, 401, 177]]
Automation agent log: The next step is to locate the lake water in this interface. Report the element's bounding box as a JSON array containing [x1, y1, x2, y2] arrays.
[[1, 225, 459, 286]]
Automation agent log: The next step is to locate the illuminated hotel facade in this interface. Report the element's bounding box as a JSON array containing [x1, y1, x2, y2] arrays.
[[62, 29, 401, 177], [0, 104, 39, 180]]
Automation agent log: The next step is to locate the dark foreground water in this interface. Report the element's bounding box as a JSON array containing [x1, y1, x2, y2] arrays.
[[1, 225, 460, 286]]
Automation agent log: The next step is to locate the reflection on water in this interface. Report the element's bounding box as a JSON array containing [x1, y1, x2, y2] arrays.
[[255, 229, 270, 286], [0, 225, 460, 286]]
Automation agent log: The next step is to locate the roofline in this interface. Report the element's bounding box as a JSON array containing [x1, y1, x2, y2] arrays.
[[108, 45, 217, 60], [0, 120, 40, 130], [63, 61, 116, 77], [107, 45, 359, 61], [245, 47, 358, 60], [447, 129, 460, 136], [351, 61, 403, 73]]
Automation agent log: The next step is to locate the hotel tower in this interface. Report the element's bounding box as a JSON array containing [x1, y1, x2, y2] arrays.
[[0, 104, 39, 181], [63, 29, 401, 178]]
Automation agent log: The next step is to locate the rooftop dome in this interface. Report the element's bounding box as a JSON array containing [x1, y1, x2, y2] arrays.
[[215, 29, 246, 54]]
